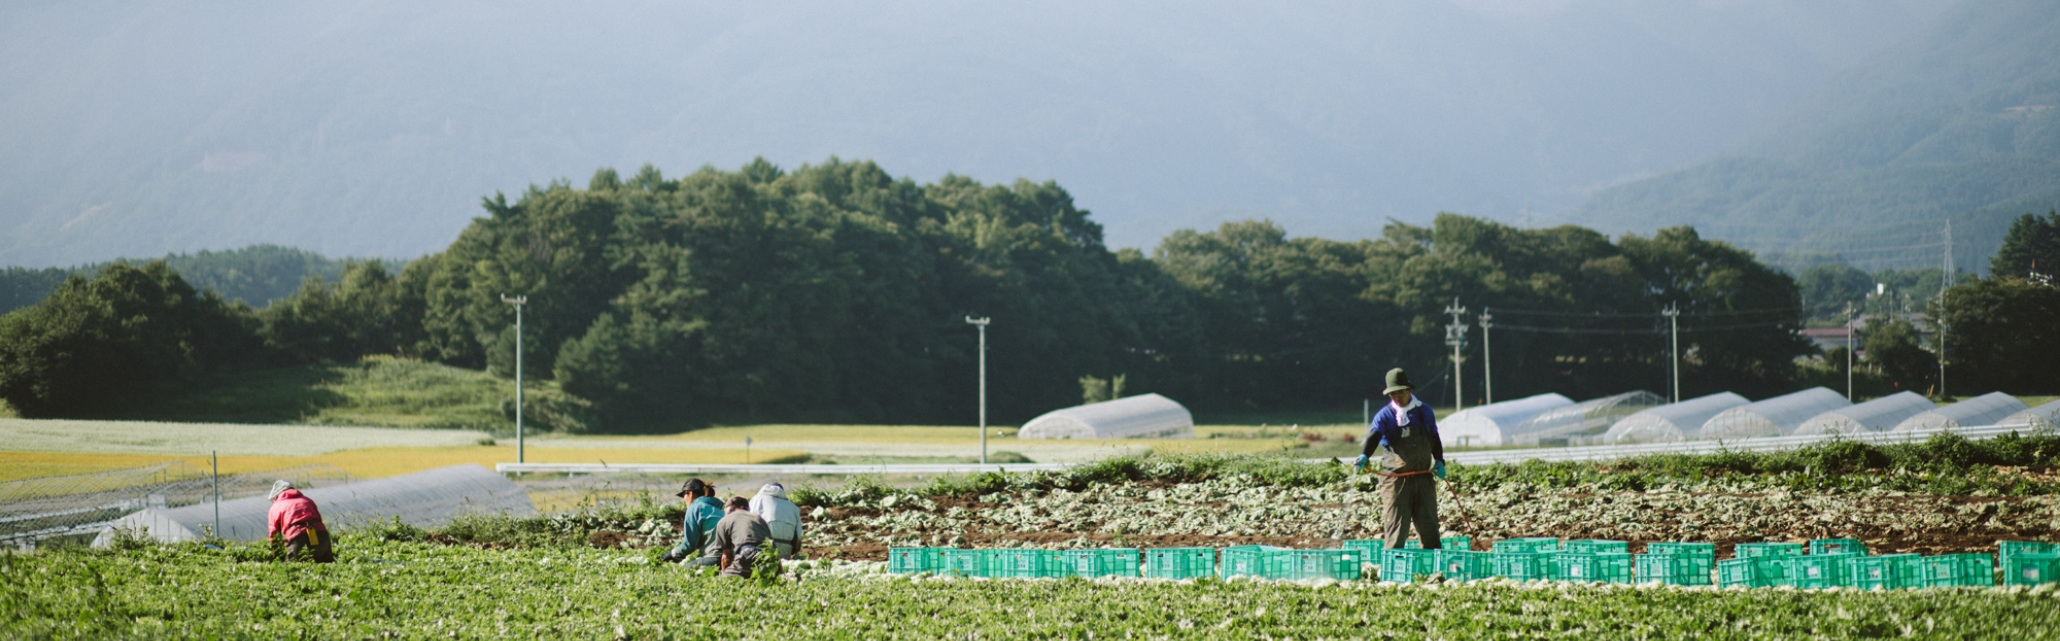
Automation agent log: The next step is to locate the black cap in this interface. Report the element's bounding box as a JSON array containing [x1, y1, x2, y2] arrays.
[[676, 478, 708, 498]]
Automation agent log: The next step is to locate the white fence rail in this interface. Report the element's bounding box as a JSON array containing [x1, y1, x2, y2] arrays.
[[494, 423, 2047, 476]]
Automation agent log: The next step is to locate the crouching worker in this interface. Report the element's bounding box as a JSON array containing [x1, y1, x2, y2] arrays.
[[660, 479, 726, 567], [749, 482, 803, 559], [1353, 368, 1448, 550], [266, 480, 334, 562], [712, 496, 779, 578]]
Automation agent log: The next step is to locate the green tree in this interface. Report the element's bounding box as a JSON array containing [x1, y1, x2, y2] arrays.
[[1991, 210, 2060, 281], [1937, 277, 2060, 394], [1861, 317, 1938, 394], [0, 262, 260, 416], [259, 261, 423, 363], [1797, 263, 1871, 319]]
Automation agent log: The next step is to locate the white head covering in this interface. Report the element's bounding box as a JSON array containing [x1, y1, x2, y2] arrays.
[[267, 479, 295, 501]]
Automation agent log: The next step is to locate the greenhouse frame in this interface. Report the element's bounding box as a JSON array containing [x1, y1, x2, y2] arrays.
[[1601, 392, 1750, 444], [1892, 391, 2029, 433], [1438, 393, 1574, 447], [2000, 399, 2060, 431], [1698, 387, 1849, 440], [1509, 390, 1666, 445], [1791, 392, 1936, 436], [1016, 393, 1194, 439], [93, 464, 535, 545]]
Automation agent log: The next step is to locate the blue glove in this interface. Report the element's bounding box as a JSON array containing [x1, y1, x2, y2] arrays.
[[1352, 455, 1368, 471], [1433, 460, 1447, 480]]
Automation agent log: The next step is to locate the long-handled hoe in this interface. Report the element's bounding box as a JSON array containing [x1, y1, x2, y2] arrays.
[[1329, 465, 1360, 543]]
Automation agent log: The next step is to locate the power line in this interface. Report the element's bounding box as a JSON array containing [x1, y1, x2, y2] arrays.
[[1488, 306, 1801, 319], [1490, 321, 1792, 335]]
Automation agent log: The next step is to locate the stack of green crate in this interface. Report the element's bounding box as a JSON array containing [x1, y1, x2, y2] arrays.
[[1810, 538, 1868, 556], [1563, 539, 1629, 555], [1716, 556, 1784, 588], [1435, 549, 1496, 582], [1918, 553, 1994, 588], [1495, 537, 1561, 553], [1847, 554, 1921, 590], [1062, 548, 1139, 578], [1380, 548, 1438, 583], [2000, 541, 2059, 586], [944, 549, 991, 577], [1733, 542, 1805, 585], [985, 549, 1065, 579], [1553, 552, 1634, 583], [889, 547, 952, 574], [1219, 545, 1285, 579], [1787, 553, 1857, 589], [1143, 547, 1216, 579], [1637, 542, 1716, 586], [1493, 552, 1552, 581], [1341, 540, 1385, 563], [1403, 535, 1474, 550], [1264, 549, 1364, 581]]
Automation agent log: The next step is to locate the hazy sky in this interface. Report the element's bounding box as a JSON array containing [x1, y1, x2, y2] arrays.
[[0, 0, 1952, 265]]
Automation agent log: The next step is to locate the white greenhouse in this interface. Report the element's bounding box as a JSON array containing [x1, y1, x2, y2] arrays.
[[1509, 390, 1666, 445], [1016, 393, 1194, 439], [2000, 399, 2060, 431], [1601, 392, 1750, 444], [1438, 393, 1574, 447], [1892, 392, 2029, 433], [94, 464, 535, 545], [1792, 392, 1937, 436], [1698, 387, 1850, 440]]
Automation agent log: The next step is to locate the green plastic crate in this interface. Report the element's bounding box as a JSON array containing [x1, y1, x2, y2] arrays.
[[1435, 549, 1496, 582], [1810, 538, 1867, 556], [1342, 540, 1384, 558], [1919, 553, 1994, 588], [985, 549, 1064, 579], [2000, 541, 2058, 571], [1403, 535, 1473, 550], [1553, 552, 1633, 583], [1143, 547, 1215, 580], [1563, 539, 1629, 555], [1847, 554, 1921, 590], [1646, 542, 1716, 557], [1787, 553, 1856, 589], [1734, 542, 1805, 559], [1264, 549, 1363, 580], [1493, 551, 1552, 581], [1219, 545, 1285, 579], [2002, 552, 2059, 586], [1635, 553, 1714, 586], [1717, 557, 1782, 588], [944, 549, 991, 577], [1380, 549, 1438, 583], [1493, 537, 1561, 554], [889, 547, 952, 574], [1062, 548, 1139, 578]]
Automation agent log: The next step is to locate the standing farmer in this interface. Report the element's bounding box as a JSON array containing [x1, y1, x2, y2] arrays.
[[266, 480, 334, 562], [1354, 368, 1448, 549]]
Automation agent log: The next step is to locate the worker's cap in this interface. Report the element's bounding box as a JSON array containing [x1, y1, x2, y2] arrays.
[[267, 480, 295, 501], [1382, 368, 1413, 394], [676, 478, 708, 498]]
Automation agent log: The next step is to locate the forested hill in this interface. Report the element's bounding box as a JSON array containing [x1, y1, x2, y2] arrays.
[[0, 245, 369, 315], [1562, 0, 2060, 275]]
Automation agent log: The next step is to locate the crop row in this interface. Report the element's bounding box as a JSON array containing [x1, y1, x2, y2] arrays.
[[5, 539, 2059, 639]]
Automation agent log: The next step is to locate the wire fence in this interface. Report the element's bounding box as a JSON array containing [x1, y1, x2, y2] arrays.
[[1, 462, 350, 547]]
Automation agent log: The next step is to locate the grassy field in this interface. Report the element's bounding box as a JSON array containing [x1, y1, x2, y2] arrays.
[[92, 355, 546, 429]]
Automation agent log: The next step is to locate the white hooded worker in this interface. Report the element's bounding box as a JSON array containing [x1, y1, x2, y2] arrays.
[[748, 482, 804, 559]]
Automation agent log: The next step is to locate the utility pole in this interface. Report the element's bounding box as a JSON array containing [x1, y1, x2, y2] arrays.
[[1479, 307, 1494, 405], [1939, 219, 1952, 399], [1844, 303, 1856, 402], [966, 316, 990, 465], [211, 451, 220, 539], [1444, 298, 1468, 411], [501, 294, 528, 464], [1662, 303, 1680, 403]]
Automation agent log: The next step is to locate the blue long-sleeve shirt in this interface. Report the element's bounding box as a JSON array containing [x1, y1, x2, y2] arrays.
[[670, 496, 726, 557], [1361, 402, 1445, 466]]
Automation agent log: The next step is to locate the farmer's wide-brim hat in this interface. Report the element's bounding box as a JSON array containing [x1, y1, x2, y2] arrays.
[[1383, 368, 1413, 394]]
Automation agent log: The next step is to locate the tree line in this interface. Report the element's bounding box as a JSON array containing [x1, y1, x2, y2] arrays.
[[5, 160, 2052, 430]]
